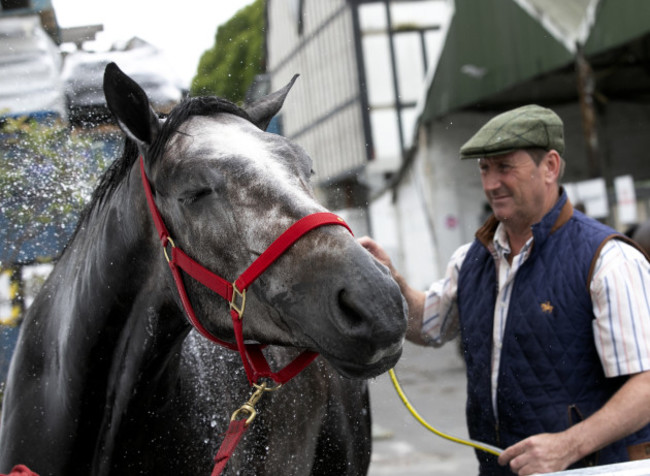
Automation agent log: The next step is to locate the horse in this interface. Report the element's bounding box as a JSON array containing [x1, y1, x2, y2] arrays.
[[0, 63, 407, 476]]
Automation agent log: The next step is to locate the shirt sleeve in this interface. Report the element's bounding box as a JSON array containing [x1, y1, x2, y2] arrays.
[[590, 239, 650, 377], [421, 242, 471, 347]]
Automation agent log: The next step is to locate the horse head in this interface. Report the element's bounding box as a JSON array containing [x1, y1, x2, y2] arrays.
[[102, 63, 407, 379]]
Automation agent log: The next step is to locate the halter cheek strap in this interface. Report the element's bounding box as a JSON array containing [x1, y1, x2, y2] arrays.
[[139, 156, 353, 385]]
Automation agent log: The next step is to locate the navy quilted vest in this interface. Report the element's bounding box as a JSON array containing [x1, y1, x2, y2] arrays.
[[458, 192, 650, 475]]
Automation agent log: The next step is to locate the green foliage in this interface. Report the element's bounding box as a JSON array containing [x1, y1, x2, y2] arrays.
[[191, 0, 265, 103], [0, 117, 109, 266]]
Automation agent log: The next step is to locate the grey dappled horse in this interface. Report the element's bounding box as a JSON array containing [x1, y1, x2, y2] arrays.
[[0, 63, 407, 475]]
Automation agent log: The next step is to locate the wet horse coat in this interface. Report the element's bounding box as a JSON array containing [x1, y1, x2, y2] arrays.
[[0, 63, 407, 475]]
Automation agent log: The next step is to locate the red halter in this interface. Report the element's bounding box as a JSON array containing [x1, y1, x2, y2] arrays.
[[139, 156, 353, 385]]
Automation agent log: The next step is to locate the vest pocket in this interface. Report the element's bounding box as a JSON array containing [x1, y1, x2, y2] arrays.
[[567, 404, 598, 467]]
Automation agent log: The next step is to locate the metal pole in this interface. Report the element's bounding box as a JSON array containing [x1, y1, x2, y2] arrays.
[[576, 42, 601, 179]]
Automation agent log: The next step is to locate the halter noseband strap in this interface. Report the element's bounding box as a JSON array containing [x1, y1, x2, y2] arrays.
[[139, 156, 353, 385]]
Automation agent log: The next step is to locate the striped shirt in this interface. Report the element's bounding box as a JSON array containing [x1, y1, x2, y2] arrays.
[[422, 222, 650, 416]]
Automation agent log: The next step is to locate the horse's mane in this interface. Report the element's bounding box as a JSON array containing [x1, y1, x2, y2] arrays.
[[67, 95, 253, 246]]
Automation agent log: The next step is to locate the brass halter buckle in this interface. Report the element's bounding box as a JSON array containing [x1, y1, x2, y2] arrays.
[[230, 283, 246, 318], [163, 237, 176, 263]]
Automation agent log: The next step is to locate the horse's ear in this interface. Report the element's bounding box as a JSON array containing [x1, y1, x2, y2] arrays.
[[103, 62, 161, 148], [244, 74, 298, 131]]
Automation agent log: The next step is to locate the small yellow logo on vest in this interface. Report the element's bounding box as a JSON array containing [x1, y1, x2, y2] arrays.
[[540, 301, 554, 314]]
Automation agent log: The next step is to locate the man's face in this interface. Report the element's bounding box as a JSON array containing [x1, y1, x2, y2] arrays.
[[478, 150, 548, 227]]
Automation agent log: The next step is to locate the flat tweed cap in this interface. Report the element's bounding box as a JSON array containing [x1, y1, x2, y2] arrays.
[[460, 104, 564, 159]]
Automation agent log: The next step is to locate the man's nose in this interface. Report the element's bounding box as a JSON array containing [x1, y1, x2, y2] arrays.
[[481, 170, 500, 190]]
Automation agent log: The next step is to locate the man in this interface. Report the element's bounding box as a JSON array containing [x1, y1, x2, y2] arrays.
[[360, 105, 650, 475]]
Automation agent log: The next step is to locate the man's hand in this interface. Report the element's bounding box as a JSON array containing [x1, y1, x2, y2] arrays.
[[358, 236, 394, 271], [358, 236, 429, 344], [498, 432, 579, 475]]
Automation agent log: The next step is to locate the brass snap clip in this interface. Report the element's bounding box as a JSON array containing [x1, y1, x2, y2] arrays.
[[230, 382, 282, 426]]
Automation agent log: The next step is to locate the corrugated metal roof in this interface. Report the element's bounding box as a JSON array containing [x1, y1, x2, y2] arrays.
[[584, 0, 650, 55], [419, 0, 573, 121], [418, 0, 650, 122]]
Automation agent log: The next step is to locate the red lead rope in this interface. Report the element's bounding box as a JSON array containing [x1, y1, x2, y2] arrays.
[[0, 465, 39, 476], [139, 157, 354, 474]]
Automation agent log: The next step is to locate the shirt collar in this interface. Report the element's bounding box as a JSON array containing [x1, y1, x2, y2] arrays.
[[491, 222, 534, 261], [493, 222, 510, 255]]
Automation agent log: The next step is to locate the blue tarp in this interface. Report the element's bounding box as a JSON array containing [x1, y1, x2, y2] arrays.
[[0, 129, 123, 265]]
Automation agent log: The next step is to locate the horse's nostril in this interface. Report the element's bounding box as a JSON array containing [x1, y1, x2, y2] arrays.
[[337, 289, 366, 328]]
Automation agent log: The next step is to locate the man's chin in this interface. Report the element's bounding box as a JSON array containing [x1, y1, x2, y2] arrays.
[[491, 208, 510, 222]]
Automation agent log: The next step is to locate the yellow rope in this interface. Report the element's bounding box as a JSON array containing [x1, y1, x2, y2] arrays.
[[388, 368, 503, 456]]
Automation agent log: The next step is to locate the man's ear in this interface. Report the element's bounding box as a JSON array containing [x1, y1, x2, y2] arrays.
[[544, 149, 563, 183]]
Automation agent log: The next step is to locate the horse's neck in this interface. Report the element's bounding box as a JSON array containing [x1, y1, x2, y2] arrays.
[[55, 165, 154, 316], [37, 162, 187, 380], [13, 163, 191, 475]]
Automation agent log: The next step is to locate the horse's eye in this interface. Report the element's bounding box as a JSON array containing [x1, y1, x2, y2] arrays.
[[180, 188, 212, 205]]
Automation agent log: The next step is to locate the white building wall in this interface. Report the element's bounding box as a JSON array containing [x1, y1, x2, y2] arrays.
[[416, 112, 490, 273], [366, 110, 484, 289], [368, 168, 439, 291], [267, 1, 366, 182], [361, 0, 450, 174]]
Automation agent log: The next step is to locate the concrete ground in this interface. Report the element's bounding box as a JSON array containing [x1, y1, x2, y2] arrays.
[[367, 342, 650, 476], [368, 340, 481, 476]]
